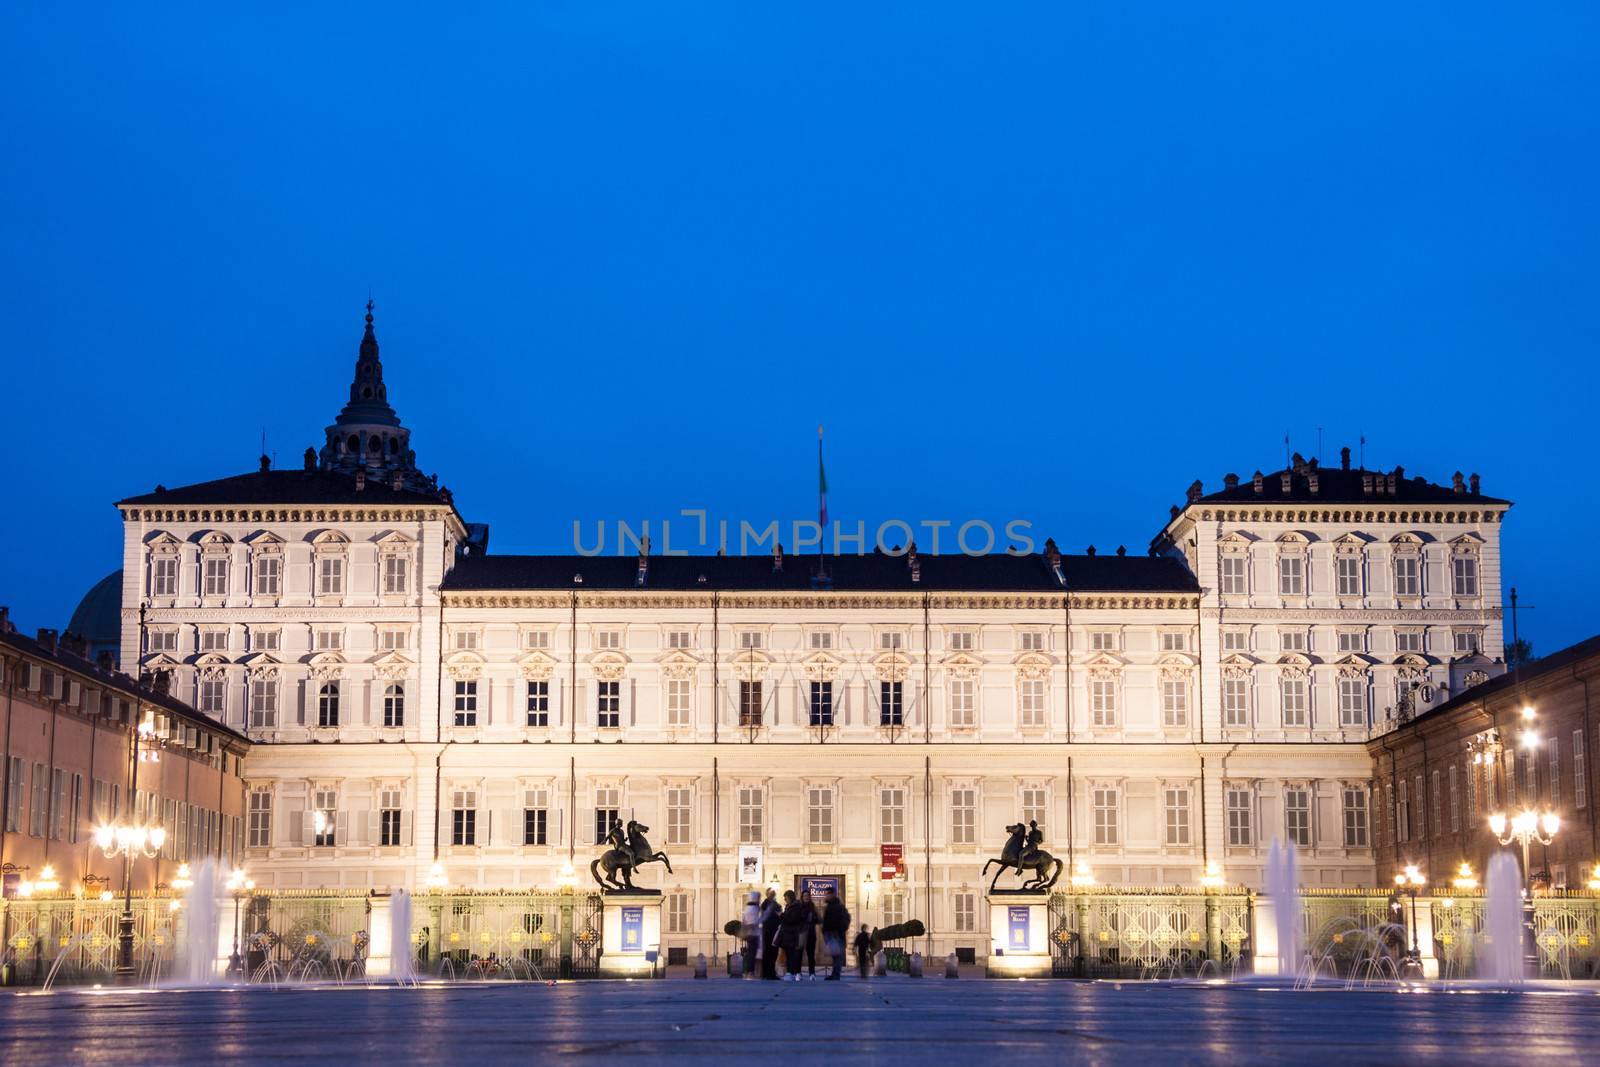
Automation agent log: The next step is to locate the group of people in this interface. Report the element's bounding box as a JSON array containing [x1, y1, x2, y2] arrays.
[[740, 887, 873, 981]]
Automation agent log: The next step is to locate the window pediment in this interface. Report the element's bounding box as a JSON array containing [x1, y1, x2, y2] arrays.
[[516, 649, 560, 681], [1393, 653, 1431, 669], [1449, 532, 1484, 552], [1156, 652, 1199, 669], [446, 650, 484, 681], [373, 530, 414, 547], [1083, 651, 1127, 671], [801, 651, 840, 682], [141, 652, 181, 670], [1219, 652, 1258, 671], [1276, 652, 1313, 671], [941, 651, 981, 680], [1217, 531, 1258, 547], [146, 531, 181, 549], [372, 650, 415, 679], [873, 650, 910, 683], [243, 530, 283, 547], [591, 650, 629, 682], [197, 531, 232, 550], [1014, 652, 1051, 681], [1390, 531, 1427, 546]]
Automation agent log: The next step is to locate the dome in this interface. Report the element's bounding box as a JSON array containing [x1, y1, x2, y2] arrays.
[[65, 569, 122, 663]]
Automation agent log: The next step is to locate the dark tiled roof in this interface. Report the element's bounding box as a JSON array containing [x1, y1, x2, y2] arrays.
[[1412, 634, 1600, 724], [0, 628, 251, 746], [442, 552, 1200, 594], [117, 469, 447, 508], [1193, 465, 1510, 507]]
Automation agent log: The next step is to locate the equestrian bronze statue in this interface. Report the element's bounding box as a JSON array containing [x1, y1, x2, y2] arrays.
[[981, 819, 1064, 892], [590, 819, 674, 891]]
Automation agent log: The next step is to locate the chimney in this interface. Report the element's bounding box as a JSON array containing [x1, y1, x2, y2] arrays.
[[439, 487, 453, 505], [1223, 473, 1239, 490], [152, 671, 171, 696], [0, 606, 8, 634], [1252, 471, 1264, 495], [1280, 472, 1292, 493], [1393, 465, 1405, 482], [1452, 471, 1465, 494], [635, 536, 650, 586], [96, 651, 114, 672], [1045, 537, 1061, 570], [354, 469, 366, 491], [392, 471, 404, 491], [259, 454, 271, 474], [1385, 473, 1397, 495], [907, 541, 921, 583], [303, 446, 317, 471], [1291, 451, 1306, 473], [1362, 472, 1374, 495], [1470, 473, 1480, 495], [36, 627, 58, 653], [1116, 545, 1127, 557], [772, 542, 784, 573], [1170, 504, 1181, 520], [1086, 545, 1097, 557], [1186, 479, 1203, 504], [1340, 446, 1351, 470], [1308, 472, 1319, 495]]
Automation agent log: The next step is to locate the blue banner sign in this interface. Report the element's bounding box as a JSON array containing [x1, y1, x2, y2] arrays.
[[799, 875, 841, 901], [621, 906, 644, 953], [1007, 905, 1030, 952]]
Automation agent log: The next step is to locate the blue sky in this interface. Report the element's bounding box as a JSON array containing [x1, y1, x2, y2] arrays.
[[2, 4, 1596, 651]]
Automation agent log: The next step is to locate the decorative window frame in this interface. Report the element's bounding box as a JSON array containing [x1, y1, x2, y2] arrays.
[[1390, 532, 1425, 600], [146, 532, 182, 600], [1274, 532, 1310, 599], [1216, 531, 1255, 599], [375, 531, 415, 598], [1449, 534, 1484, 600], [1331, 533, 1368, 600], [198, 531, 233, 601], [244, 530, 285, 602]]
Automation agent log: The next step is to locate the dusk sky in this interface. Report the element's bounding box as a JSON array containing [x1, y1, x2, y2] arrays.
[[3, 4, 1596, 650]]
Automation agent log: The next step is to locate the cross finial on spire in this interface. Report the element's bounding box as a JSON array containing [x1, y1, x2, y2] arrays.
[[365, 298, 375, 324]]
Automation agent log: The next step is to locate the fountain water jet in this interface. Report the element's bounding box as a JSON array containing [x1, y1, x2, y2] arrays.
[[390, 890, 414, 983], [1265, 839, 1302, 978], [177, 858, 223, 986], [1483, 850, 1525, 984]]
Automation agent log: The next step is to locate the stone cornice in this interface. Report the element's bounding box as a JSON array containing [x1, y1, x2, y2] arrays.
[[119, 503, 460, 532], [439, 590, 1200, 612], [1202, 607, 1501, 622]]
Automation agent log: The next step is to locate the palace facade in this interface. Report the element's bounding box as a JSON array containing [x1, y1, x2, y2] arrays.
[[110, 306, 1511, 959]]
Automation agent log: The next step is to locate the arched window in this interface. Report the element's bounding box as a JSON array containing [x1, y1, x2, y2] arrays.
[[383, 684, 405, 728], [318, 682, 340, 728]]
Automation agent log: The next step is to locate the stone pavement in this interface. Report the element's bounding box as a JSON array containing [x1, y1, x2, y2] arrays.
[[2, 977, 1598, 1065]]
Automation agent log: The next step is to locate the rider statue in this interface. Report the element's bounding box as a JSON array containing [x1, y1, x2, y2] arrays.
[[982, 818, 1064, 892], [591, 818, 674, 892]]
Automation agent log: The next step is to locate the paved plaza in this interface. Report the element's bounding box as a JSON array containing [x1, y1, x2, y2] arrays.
[[1, 978, 1597, 1065]]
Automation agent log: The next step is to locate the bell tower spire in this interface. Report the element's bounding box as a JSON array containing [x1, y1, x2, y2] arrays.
[[318, 301, 432, 492]]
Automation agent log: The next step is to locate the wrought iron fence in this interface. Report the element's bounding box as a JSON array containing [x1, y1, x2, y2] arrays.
[[1, 896, 178, 986], [1047, 888, 1252, 979]]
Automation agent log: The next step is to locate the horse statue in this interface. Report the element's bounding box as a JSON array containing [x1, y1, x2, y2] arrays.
[[590, 819, 674, 891], [981, 820, 1064, 892]]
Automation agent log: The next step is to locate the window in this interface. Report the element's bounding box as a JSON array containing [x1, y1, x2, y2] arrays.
[[253, 629, 280, 652], [1019, 678, 1046, 728], [1278, 555, 1304, 596], [1090, 676, 1117, 727], [382, 554, 409, 594], [379, 628, 408, 651], [380, 788, 405, 846], [1161, 677, 1188, 728], [1338, 676, 1366, 728], [596, 680, 620, 728], [249, 677, 278, 728], [1280, 676, 1307, 727], [666, 630, 692, 649], [1550, 738, 1561, 808], [880, 681, 904, 727], [1021, 787, 1046, 830], [882, 894, 906, 929], [953, 892, 976, 933], [1223, 675, 1250, 727], [1335, 555, 1362, 597], [594, 788, 619, 844], [949, 679, 975, 727], [809, 632, 833, 650], [522, 789, 548, 846], [453, 681, 478, 727], [199, 677, 226, 717], [1448, 766, 1460, 833], [1431, 770, 1443, 837], [1019, 631, 1044, 652], [1524, 753, 1536, 798], [200, 629, 229, 652], [312, 788, 337, 847], [1452, 555, 1478, 596], [806, 786, 833, 845], [1396, 631, 1423, 654], [1164, 787, 1191, 846], [203, 557, 229, 597], [1092, 787, 1119, 845], [526, 680, 549, 727], [1504, 749, 1517, 806], [1337, 631, 1363, 654], [808, 681, 833, 727], [453, 630, 479, 651], [1454, 631, 1481, 655], [1226, 788, 1252, 846], [254, 554, 281, 597], [737, 631, 763, 650], [451, 788, 478, 846], [1219, 555, 1247, 595], [1284, 788, 1311, 846], [247, 789, 272, 847], [880, 632, 903, 650], [738, 680, 762, 728], [152, 555, 179, 597], [1576, 730, 1588, 810], [1396, 779, 1410, 844], [1222, 630, 1248, 653], [667, 892, 691, 934], [315, 629, 344, 651], [666, 786, 691, 846], [49, 769, 67, 840], [317, 682, 340, 728], [148, 629, 179, 653], [317, 556, 344, 596], [950, 788, 976, 845], [1161, 632, 1186, 652], [663, 677, 691, 727], [880, 787, 906, 844], [738, 786, 762, 844], [1393, 555, 1420, 597], [1280, 630, 1306, 652], [1089, 630, 1116, 652], [949, 631, 975, 651], [383, 684, 405, 728], [595, 630, 621, 650], [1342, 787, 1368, 847]]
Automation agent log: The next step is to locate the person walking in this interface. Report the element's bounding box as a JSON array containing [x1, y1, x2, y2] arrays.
[[741, 890, 761, 978], [759, 889, 781, 980], [820, 889, 851, 980], [799, 890, 819, 979], [776, 891, 807, 980], [853, 924, 873, 979]]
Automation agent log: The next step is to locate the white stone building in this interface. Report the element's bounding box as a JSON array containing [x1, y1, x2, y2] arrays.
[[113, 307, 1511, 960]]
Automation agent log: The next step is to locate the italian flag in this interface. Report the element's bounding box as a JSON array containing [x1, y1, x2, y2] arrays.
[[818, 426, 828, 529]]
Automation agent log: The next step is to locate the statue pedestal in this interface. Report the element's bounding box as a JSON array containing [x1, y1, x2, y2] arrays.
[[985, 891, 1051, 978], [598, 892, 663, 979]]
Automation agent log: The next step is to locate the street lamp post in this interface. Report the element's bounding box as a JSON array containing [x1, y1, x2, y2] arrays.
[[1489, 808, 1559, 975], [1392, 865, 1426, 972], [225, 868, 254, 978]]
